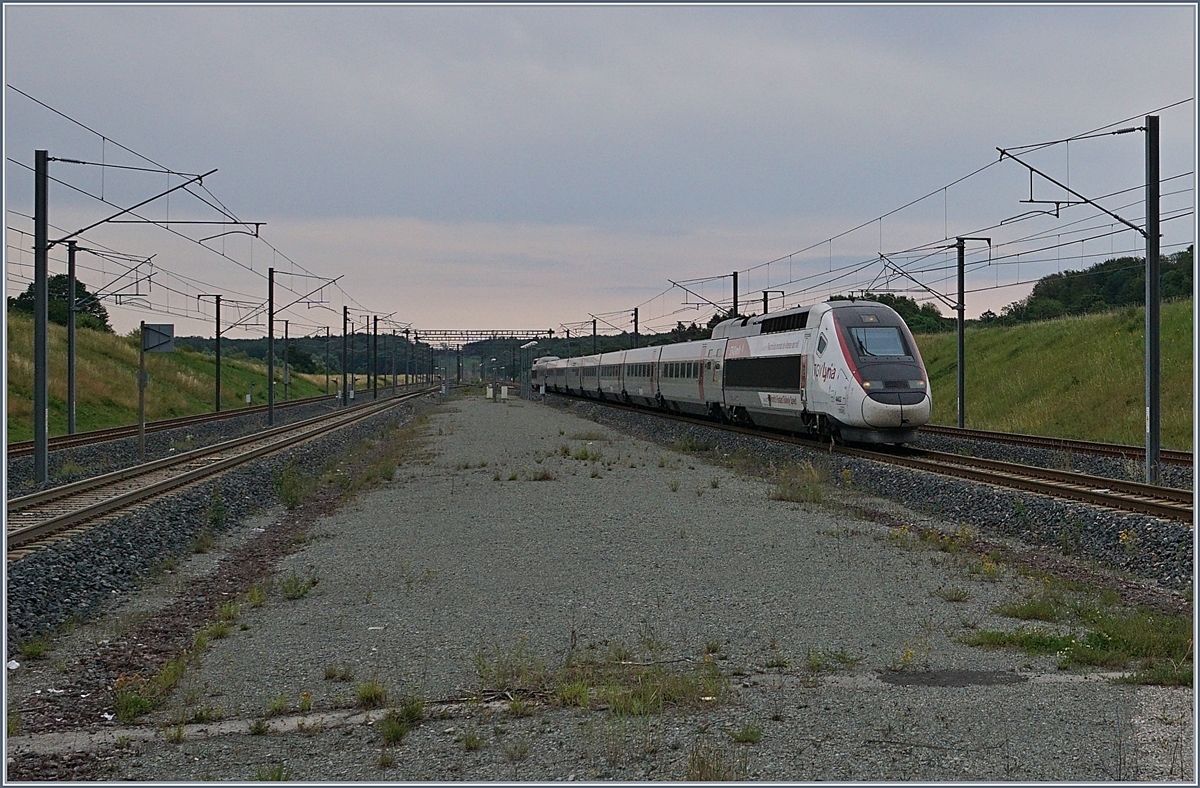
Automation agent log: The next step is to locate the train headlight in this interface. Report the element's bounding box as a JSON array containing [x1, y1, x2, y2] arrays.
[[909, 380, 926, 388], [862, 380, 874, 389]]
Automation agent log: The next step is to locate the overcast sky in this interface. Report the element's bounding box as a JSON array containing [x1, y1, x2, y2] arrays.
[[4, 3, 1196, 340]]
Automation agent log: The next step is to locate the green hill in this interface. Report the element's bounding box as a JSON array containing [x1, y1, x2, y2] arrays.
[[6, 313, 332, 443], [914, 300, 1193, 450]]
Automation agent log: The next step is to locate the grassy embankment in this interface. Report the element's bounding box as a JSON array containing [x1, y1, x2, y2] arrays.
[[914, 300, 1193, 450], [9, 302, 1194, 449], [6, 313, 337, 442]]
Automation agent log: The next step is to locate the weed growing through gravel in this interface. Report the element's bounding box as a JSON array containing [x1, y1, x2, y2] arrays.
[[324, 664, 355, 682], [18, 637, 48, 660], [280, 570, 318, 599], [934, 585, 972, 603], [379, 696, 425, 744], [189, 706, 223, 723], [670, 436, 712, 453], [208, 487, 226, 530], [687, 738, 748, 780], [112, 654, 189, 722], [267, 693, 289, 716], [571, 445, 603, 462], [205, 621, 231, 639], [246, 584, 268, 608], [249, 719, 270, 735], [164, 725, 185, 744], [252, 764, 289, 781], [377, 749, 396, 769], [6, 706, 19, 736], [529, 469, 557, 481], [191, 529, 215, 554], [457, 729, 484, 751], [54, 460, 86, 479], [769, 462, 826, 504], [963, 581, 1193, 685], [996, 597, 1061, 621], [476, 638, 729, 717], [299, 691, 313, 713], [355, 674, 389, 708], [275, 460, 317, 509], [668, 479, 680, 492], [503, 736, 531, 777], [309, 414, 433, 504]]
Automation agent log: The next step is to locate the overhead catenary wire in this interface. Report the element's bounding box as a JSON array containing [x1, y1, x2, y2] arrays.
[[7, 87, 407, 331]]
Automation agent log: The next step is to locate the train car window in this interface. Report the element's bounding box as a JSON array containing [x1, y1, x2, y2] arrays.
[[724, 355, 802, 389], [848, 327, 909, 358], [817, 334, 827, 355], [706, 361, 712, 370]]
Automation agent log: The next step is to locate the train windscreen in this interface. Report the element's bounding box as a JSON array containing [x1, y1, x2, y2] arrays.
[[846, 327, 910, 358]]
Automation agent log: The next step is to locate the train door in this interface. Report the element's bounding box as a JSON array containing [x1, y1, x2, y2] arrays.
[[810, 330, 830, 409], [704, 353, 721, 403], [800, 354, 807, 406]]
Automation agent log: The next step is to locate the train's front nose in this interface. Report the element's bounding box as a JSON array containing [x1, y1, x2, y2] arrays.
[[833, 307, 932, 431], [859, 373, 931, 428]]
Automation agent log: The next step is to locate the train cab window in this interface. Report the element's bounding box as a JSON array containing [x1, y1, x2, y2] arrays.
[[847, 327, 910, 358], [817, 334, 827, 355]]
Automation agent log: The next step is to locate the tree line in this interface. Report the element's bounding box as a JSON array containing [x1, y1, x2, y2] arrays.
[[9, 246, 1191, 358], [981, 245, 1192, 325]]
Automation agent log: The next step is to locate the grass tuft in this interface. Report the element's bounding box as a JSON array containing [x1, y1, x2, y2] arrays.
[[355, 674, 388, 709], [769, 462, 825, 504]]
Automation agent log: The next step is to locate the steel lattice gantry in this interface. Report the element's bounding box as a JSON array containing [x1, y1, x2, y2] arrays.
[[411, 329, 551, 345]]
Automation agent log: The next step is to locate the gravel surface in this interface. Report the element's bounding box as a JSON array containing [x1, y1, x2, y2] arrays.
[[5, 392, 1192, 781], [547, 397, 1194, 593], [6, 394, 429, 653]]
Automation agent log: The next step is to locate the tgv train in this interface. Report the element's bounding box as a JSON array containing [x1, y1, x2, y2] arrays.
[[532, 300, 931, 443]]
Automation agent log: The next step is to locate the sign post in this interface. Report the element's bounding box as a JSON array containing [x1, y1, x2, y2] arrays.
[[138, 322, 174, 461]]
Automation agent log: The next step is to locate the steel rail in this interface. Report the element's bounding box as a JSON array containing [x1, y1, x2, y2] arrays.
[[7, 387, 438, 550], [546, 392, 1193, 523], [840, 446, 1192, 523], [918, 424, 1193, 467], [6, 393, 339, 458]]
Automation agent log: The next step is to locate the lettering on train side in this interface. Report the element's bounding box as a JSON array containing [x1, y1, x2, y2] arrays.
[[817, 363, 840, 382]]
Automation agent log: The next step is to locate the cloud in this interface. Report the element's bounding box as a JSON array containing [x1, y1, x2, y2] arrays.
[[4, 4, 1194, 337]]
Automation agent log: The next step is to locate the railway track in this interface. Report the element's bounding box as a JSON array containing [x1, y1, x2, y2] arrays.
[[848, 446, 1193, 524], [5, 393, 337, 458], [6, 387, 437, 556], [919, 424, 1193, 467], [549, 393, 1194, 524]]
